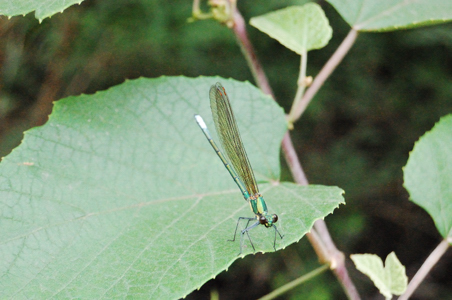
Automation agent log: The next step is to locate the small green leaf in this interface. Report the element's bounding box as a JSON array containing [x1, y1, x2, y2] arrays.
[[386, 252, 408, 295], [0, 0, 84, 21], [404, 114, 452, 240], [0, 77, 345, 298], [250, 4, 332, 55], [351, 252, 407, 299], [327, 0, 452, 32]]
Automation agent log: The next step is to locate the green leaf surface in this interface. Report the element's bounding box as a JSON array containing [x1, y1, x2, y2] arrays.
[[403, 114, 452, 239], [250, 4, 332, 55], [0, 76, 345, 299], [327, 0, 452, 32], [351, 252, 407, 299], [385, 252, 408, 295], [0, 0, 84, 21]]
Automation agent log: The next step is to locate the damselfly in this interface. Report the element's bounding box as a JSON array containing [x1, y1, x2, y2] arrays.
[[194, 83, 283, 254]]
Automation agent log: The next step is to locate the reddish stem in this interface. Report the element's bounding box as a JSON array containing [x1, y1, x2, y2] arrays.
[[230, 5, 360, 300]]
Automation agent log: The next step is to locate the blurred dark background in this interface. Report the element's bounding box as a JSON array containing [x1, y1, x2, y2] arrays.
[[1, 0, 451, 299]]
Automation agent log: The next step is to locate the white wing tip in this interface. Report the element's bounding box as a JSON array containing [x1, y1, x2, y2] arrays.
[[194, 114, 207, 129]]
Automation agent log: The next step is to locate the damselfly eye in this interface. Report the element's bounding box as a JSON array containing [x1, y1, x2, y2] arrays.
[[259, 215, 267, 224], [272, 214, 278, 223]]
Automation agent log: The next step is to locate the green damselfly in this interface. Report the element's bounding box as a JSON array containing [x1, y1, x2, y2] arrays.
[[194, 82, 283, 254]]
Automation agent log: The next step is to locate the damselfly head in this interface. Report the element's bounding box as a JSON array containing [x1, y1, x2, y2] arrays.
[[259, 213, 278, 228]]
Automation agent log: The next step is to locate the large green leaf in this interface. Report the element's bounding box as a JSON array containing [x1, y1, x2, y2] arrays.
[[0, 77, 345, 298], [250, 4, 332, 55], [0, 0, 84, 21], [404, 114, 452, 240], [327, 0, 452, 32]]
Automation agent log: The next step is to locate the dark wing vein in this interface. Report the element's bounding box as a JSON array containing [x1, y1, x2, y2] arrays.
[[209, 82, 259, 196]]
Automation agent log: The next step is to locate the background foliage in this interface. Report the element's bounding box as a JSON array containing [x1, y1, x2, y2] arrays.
[[1, 0, 451, 298]]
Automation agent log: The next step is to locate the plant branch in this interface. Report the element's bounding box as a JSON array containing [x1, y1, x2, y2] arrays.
[[230, 5, 360, 300], [258, 264, 329, 300], [399, 238, 451, 300], [291, 28, 358, 123], [231, 9, 274, 98], [281, 131, 308, 185], [288, 51, 308, 126]]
